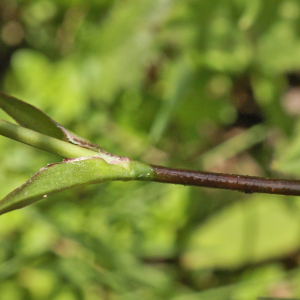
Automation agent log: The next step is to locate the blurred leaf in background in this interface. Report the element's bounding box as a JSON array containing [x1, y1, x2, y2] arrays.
[[1, 0, 300, 299]]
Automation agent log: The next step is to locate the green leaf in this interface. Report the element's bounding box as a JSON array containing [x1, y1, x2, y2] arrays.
[[0, 157, 153, 216], [182, 195, 300, 269], [0, 119, 100, 159], [0, 92, 64, 140], [0, 92, 119, 160]]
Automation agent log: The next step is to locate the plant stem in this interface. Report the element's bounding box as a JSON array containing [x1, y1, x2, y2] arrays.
[[2, 119, 300, 197], [0, 119, 99, 158], [151, 165, 300, 196]]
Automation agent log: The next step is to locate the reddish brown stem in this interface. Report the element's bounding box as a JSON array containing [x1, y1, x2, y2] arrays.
[[151, 165, 300, 196]]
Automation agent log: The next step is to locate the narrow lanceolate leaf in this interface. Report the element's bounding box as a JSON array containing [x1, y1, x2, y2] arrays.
[[0, 119, 101, 159], [0, 157, 153, 216], [0, 92, 65, 140], [0, 92, 119, 163]]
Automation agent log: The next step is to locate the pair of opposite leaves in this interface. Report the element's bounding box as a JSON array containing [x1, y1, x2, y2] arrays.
[[0, 93, 152, 215]]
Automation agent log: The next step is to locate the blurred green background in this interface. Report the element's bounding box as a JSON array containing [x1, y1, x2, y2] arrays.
[[1, 0, 300, 299]]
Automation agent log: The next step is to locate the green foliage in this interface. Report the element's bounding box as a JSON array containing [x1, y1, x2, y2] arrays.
[[0, 93, 154, 215], [0, 157, 152, 216], [184, 195, 300, 269], [1, 0, 300, 299], [0, 92, 64, 140]]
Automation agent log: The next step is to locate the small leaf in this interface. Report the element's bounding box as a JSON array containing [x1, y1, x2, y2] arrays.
[[0, 157, 152, 216], [0, 92, 119, 161], [0, 92, 64, 140]]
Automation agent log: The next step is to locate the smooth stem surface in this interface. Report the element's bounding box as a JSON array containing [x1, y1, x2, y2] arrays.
[[151, 165, 300, 196], [2, 118, 300, 197], [0, 119, 99, 158]]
